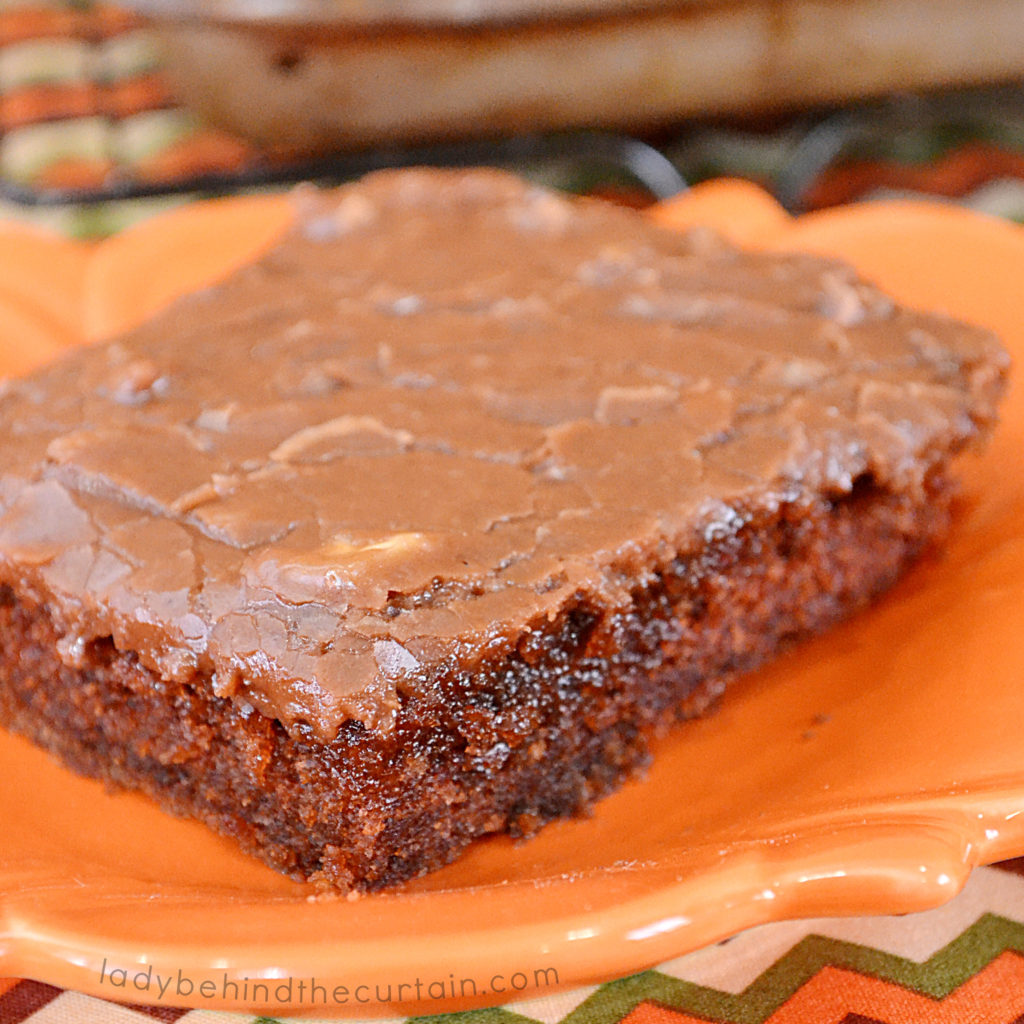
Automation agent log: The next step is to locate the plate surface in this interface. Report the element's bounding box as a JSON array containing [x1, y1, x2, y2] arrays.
[[1, 183, 1024, 1017]]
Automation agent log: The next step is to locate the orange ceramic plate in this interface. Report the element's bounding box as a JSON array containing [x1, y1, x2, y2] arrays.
[[1, 183, 1023, 1018]]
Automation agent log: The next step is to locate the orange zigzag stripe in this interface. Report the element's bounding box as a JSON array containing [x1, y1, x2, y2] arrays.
[[623, 950, 1024, 1024]]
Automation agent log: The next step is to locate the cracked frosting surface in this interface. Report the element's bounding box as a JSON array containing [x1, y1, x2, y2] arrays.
[[0, 169, 1007, 740]]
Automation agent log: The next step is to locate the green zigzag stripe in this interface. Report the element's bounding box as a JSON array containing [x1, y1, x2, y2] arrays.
[[409, 1009, 541, 1024], [407, 912, 1024, 1024]]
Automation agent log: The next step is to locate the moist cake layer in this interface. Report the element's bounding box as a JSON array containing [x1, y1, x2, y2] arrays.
[[0, 473, 953, 888]]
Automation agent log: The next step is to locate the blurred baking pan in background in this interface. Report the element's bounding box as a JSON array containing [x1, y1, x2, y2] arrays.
[[120, 0, 1024, 152]]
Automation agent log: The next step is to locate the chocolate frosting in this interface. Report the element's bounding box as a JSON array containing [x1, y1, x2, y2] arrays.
[[0, 170, 1007, 740]]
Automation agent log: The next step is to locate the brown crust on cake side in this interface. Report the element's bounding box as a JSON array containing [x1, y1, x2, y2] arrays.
[[0, 471, 952, 890]]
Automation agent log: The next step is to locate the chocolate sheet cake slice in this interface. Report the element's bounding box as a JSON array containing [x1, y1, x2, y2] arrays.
[[0, 170, 1008, 889]]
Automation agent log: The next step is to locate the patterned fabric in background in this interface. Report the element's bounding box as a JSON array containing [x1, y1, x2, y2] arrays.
[[0, 0, 255, 234]]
